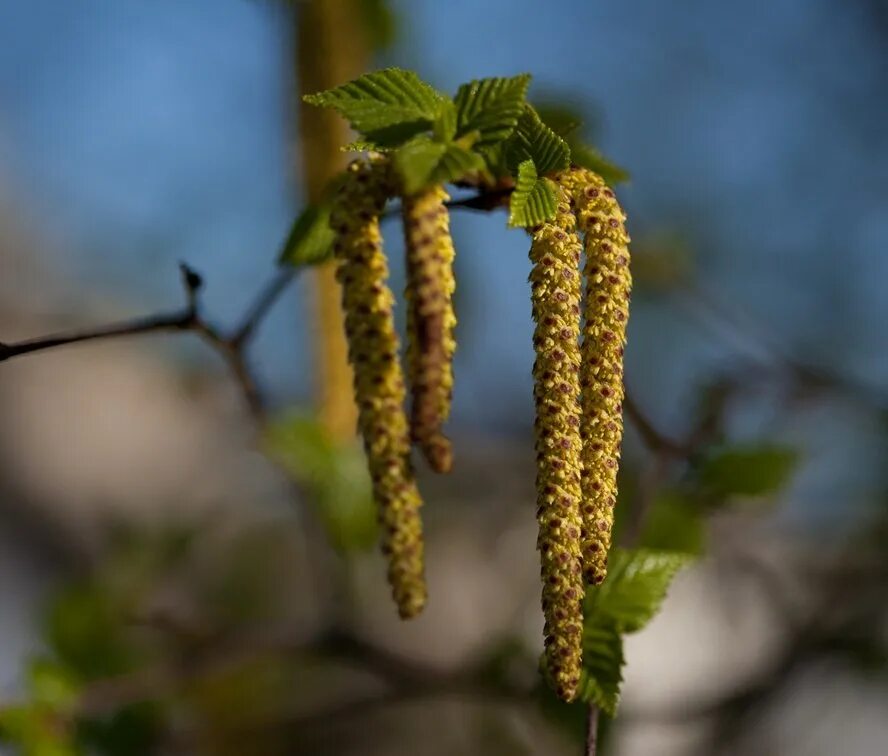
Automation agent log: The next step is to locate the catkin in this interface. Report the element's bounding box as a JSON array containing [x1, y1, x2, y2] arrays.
[[331, 159, 426, 619], [529, 185, 586, 702], [559, 168, 632, 585], [402, 186, 457, 473]]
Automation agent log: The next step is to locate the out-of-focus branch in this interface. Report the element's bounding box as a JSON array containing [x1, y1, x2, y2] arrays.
[[0, 264, 290, 421]]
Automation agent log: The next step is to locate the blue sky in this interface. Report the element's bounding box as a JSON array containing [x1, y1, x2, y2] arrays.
[[0, 0, 885, 438]]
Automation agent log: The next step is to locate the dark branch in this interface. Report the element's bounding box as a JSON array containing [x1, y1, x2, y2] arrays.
[[0, 263, 299, 420]]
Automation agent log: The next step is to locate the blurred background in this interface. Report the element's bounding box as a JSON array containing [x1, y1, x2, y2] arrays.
[[1, 0, 887, 754]]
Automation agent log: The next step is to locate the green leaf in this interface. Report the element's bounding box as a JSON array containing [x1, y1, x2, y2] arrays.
[[304, 67, 448, 148], [508, 160, 557, 227], [505, 106, 571, 175], [586, 549, 692, 634], [697, 444, 798, 498], [278, 204, 335, 267], [433, 100, 458, 142], [27, 659, 79, 710], [394, 135, 484, 194], [533, 101, 584, 138], [577, 621, 624, 716], [265, 413, 377, 553], [453, 74, 531, 148], [570, 143, 630, 185], [637, 492, 705, 555]]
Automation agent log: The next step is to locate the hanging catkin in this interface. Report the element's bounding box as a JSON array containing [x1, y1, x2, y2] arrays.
[[331, 158, 426, 619], [528, 184, 586, 702], [401, 186, 457, 473], [560, 167, 632, 585]]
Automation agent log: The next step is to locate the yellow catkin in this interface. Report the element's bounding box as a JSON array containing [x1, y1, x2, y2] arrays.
[[529, 185, 586, 701], [559, 168, 632, 585], [330, 159, 426, 619], [401, 186, 457, 473]]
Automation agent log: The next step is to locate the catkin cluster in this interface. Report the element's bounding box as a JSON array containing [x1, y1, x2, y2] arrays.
[[330, 159, 427, 619], [402, 186, 457, 473], [530, 167, 631, 700], [528, 186, 586, 701], [572, 172, 632, 585]]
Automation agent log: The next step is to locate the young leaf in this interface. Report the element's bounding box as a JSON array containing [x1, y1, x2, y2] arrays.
[[697, 445, 798, 498], [506, 106, 571, 175], [394, 135, 484, 194], [586, 549, 692, 634], [533, 101, 584, 138], [265, 413, 377, 553], [570, 143, 630, 185], [577, 621, 624, 716], [454, 74, 532, 147], [278, 204, 335, 267], [508, 159, 557, 227], [637, 492, 705, 555], [304, 67, 448, 148]]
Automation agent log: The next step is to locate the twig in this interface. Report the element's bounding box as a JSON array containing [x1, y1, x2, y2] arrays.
[[585, 704, 600, 756], [622, 392, 686, 457], [0, 263, 297, 421]]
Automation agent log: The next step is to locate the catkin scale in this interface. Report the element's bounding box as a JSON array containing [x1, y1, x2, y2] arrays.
[[559, 168, 632, 585], [331, 159, 426, 619], [401, 186, 457, 473], [528, 186, 586, 702]]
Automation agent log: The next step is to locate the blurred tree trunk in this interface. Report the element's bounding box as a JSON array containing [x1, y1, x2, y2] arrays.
[[294, 0, 370, 442]]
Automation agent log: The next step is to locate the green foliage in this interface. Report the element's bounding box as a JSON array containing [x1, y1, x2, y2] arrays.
[[636, 491, 706, 555], [588, 549, 693, 634], [505, 106, 571, 174], [265, 412, 377, 553], [278, 204, 335, 267], [578, 549, 692, 714], [303, 67, 448, 148], [453, 74, 532, 147], [576, 623, 625, 716], [394, 135, 485, 195], [508, 160, 557, 227], [697, 444, 798, 498]]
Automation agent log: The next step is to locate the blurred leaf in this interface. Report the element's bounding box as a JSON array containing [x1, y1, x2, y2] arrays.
[[45, 585, 132, 680], [577, 622, 624, 716], [394, 135, 484, 194], [0, 704, 80, 756], [697, 444, 799, 498], [265, 412, 377, 552], [505, 106, 571, 175], [278, 204, 335, 267], [27, 660, 78, 711], [304, 67, 448, 148], [586, 548, 692, 634], [637, 492, 706, 555], [454, 74, 531, 147], [570, 143, 630, 185], [78, 703, 162, 756], [508, 160, 557, 227], [355, 0, 397, 50], [532, 101, 583, 138]]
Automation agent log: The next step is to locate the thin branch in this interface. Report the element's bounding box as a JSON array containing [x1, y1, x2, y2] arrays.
[[585, 704, 600, 756], [622, 391, 687, 457], [0, 263, 298, 421]]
